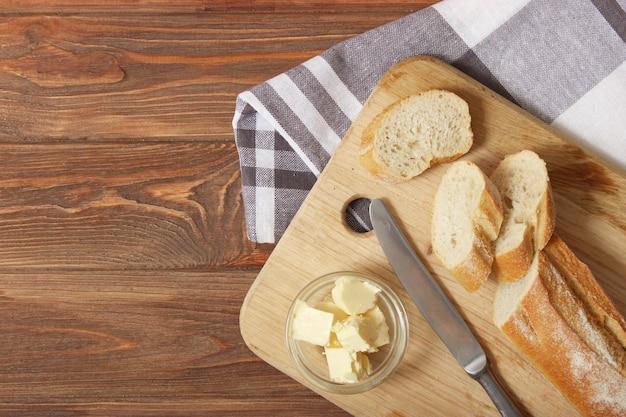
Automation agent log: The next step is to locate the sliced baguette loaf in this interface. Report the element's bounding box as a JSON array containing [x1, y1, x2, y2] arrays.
[[494, 235, 626, 416], [359, 89, 473, 183], [489, 150, 556, 283], [431, 160, 503, 292]]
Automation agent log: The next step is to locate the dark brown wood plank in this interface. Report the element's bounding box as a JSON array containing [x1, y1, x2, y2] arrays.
[[0, 1, 432, 13], [0, 270, 349, 416], [0, 142, 272, 271], [0, 11, 417, 142], [0, 2, 439, 416]]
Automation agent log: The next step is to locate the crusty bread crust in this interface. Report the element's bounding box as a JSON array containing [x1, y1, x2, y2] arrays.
[[359, 89, 473, 183], [359, 112, 399, 183], [534, 185, 557, 251], [491, 223, 533, 283], [447, 230, 494, 292], [543, 235, 626, 377], [496, 236, 626, 416], [476, 179, 505, 242], [490, 150, 556, 283]]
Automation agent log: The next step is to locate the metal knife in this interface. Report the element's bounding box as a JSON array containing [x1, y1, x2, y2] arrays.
[[369, 198, 524, 417]]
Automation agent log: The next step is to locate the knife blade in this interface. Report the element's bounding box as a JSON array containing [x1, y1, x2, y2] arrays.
[[369, 198, 523, 417]]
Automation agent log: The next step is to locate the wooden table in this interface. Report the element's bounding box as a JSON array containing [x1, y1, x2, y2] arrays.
[[0, 1, 438, 415]]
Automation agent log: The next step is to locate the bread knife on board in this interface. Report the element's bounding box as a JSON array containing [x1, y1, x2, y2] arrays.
[[369, 198, 524, 417]]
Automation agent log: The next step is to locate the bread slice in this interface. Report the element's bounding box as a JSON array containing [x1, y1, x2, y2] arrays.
[[431, 161, 503, 292], [489, 150, 556, 283], [494, 235, 626, 416], [359, 89, 473, 183]]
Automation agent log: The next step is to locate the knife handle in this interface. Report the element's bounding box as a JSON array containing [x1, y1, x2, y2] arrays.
[[474, 366, 526, 417]]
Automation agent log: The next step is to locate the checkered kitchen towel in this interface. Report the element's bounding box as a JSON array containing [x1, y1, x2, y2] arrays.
[[233, 0, 626, 243]]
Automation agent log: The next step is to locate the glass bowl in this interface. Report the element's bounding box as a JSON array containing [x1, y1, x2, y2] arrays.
[[285, 271, 408, 394]]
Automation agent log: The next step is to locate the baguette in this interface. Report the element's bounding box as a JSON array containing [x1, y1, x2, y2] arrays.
[[542, 235, 626, 375], [490, 150, 556, 283], [431, 160, 503, 292], [494, 235, 626, 417], [359, 89, 473, 183], [428, 148, 625, 414]]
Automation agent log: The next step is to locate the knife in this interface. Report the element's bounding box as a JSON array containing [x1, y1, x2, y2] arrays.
[[369, 198, 524, 417]]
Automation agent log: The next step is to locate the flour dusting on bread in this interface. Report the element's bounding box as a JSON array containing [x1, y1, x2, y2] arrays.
[[494, 241, 626, 416]]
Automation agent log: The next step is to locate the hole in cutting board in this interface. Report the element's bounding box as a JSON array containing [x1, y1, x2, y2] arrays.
[[344, 197, 373, 233]]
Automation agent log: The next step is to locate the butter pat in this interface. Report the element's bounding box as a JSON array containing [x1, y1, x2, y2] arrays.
[[324, 346, 372, 383], [364, 305, 390, 349], [333, 315, 379, 353], [331, 276, 380, 315], [316, 299, 349, 323], [290, 299, 334, 346]]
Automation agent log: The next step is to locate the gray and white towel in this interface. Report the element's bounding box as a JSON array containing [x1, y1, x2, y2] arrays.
[[233, 0, 626, 243]]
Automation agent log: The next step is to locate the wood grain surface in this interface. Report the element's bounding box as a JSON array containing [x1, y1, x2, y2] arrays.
[[0, 2, 439, 416], [240, 57, 626, 417]]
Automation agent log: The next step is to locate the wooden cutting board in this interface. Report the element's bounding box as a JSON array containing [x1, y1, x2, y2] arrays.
[[239, 56, 626, 417]]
